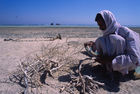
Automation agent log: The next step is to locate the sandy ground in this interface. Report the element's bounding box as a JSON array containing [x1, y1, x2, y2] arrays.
[[0, 38, 93, 94], [0, 37, 140, 94]]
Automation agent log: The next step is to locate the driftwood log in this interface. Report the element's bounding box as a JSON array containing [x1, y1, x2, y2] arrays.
[[4, 34, 62, 42]]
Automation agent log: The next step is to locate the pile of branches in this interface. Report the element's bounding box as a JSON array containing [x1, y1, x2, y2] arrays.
[[10, 40, 104, 94], [60, 59, 104, 94], [10, 41, 83, 94]]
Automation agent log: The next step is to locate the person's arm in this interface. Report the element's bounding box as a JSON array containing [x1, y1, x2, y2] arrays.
[[112, 27, 139, 73]]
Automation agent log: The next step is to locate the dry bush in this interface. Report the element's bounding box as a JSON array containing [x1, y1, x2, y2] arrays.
[[10, 38, 104, 94], [10, 39, 83, 94]]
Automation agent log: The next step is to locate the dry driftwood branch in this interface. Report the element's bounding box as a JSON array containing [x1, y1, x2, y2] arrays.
[[83, 75, 104, 86], [4, 34, 62, 42], [78, 59, 105, 94], [50, 64, 64, 73], [62, 58, 104, 94], [23, 69, 29, 94], [78, 61, 86, 94]]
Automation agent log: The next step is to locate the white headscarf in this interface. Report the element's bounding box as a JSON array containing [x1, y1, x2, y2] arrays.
[[99, 10, 121, 36]]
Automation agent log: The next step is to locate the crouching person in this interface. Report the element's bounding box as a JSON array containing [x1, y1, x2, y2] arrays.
[[85, 10, 140, 79]]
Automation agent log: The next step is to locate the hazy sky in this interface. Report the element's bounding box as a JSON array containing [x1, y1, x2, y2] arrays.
[[0, 0, 140, 26]]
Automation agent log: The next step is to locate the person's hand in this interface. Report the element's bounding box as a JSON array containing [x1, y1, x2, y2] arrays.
[[84, 41, 96, 52], [84, 41, 93, 47]]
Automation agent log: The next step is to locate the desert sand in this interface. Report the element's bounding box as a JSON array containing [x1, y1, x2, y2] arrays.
[[0, 27, 140, 94]]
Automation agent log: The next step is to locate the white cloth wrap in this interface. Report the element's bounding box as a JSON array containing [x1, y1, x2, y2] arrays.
[[95, 10, 140, 74]]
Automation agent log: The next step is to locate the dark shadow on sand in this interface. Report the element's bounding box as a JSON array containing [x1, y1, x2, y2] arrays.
[[58, 51, 135, 93], [58, 74, 71, 82], [80, 63, 120, 92], [80, 62, 135, 92]]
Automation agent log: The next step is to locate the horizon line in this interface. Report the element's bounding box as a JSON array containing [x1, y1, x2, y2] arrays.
[[0, 24, 140, 28]]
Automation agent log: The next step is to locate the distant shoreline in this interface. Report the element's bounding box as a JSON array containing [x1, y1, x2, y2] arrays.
[[0, 24, 140, 28], [0, 25, 97, 28]]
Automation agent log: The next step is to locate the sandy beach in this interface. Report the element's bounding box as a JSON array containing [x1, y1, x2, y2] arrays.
[[0, 27, 140, 94]]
